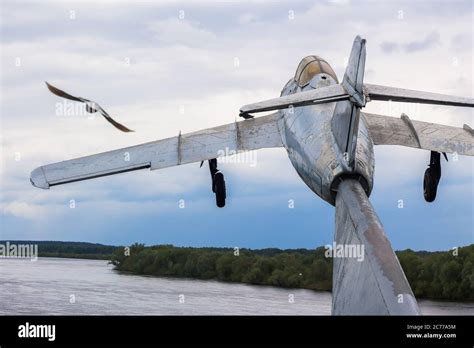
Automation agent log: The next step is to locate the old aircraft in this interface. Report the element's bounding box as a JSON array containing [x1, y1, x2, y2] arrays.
[[30, 36, 474, 315]]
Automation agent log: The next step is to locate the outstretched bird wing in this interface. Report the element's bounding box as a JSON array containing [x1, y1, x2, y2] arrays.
[[45, 82, 134, 132]]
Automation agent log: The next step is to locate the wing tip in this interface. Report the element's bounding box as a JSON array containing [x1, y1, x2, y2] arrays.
[[44, 81, 54, 91], [30, 167, 49, 189]]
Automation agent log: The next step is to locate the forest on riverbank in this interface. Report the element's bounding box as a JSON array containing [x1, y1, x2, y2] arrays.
[[111, 243, 474, 302]]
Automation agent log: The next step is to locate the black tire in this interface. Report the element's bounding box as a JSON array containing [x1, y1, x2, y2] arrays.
[[423, 167, 437, 202], [214, 172, 226, 208]]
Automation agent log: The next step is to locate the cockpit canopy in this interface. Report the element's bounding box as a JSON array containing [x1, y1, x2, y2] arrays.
[[294, 55, 338, 87]]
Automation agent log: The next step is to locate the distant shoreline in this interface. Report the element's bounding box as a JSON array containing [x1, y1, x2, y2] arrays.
[[2, 241, 473, 302], [35, 253, 113, 260]]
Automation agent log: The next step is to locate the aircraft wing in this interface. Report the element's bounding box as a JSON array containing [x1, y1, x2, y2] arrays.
[[30, 112, 283, 189], [362, 112, 474, 156]]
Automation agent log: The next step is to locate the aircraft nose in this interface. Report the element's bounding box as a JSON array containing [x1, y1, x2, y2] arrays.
[[30, 167, 49, 189]]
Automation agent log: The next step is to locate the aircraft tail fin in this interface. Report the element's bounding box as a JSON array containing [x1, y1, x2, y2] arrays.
[[331, 36, 367, 168], [332, 178, 420, 315], [342, 35, 366, 106]]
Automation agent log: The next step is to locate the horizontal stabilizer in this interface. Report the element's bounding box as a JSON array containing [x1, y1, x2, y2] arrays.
[[239, 82, 474, 117], [239, 84, 349, 116], [364, 84, 474, 108]]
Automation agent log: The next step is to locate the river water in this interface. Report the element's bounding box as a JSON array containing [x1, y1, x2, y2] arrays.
[[0, 258, 472, 315]]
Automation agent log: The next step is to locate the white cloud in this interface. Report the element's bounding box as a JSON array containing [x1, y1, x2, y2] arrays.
[[147, 18, 216, 47], [1, 201, 55, 220], [237, 13, 259, 24]]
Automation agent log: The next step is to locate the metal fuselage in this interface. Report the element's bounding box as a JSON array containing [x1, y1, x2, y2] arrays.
[[278, 67, 375, 206]]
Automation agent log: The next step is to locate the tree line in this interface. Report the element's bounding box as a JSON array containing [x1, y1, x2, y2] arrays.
[[2, 240, 115, 260], [112, 244, 474, 301], [111, 244, 332, 291], [397, 246, 473, 301]]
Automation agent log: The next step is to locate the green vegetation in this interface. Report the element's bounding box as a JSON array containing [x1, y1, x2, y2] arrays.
[[397, 245, 474, 301], [112, 243, 474, 301], [112, 244, 332, 291], [3, 240, 472, 301]]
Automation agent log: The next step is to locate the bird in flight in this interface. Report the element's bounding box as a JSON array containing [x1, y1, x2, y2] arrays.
[[45, 81, 134, 132]]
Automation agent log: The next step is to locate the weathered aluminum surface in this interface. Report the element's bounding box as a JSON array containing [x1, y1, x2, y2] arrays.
[[342, 35, 366, 107], [30, 113, 283, 189], [364, 83, 474, 108], [400, 113, 422, 148], [332, 35, 366, 169], [463, 124, 474, 134], [239, 83, 348, 115], [333, 179, 420, 315], [363, 112, 474, 156], [280, 73, 374, 206]]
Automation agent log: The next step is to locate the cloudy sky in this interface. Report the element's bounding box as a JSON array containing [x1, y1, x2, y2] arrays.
[[1, 0, 472, 251]]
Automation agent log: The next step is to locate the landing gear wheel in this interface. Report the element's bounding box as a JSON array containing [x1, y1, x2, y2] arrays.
[[213, 172, 226, 208], [423, 167, 438, 202]]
